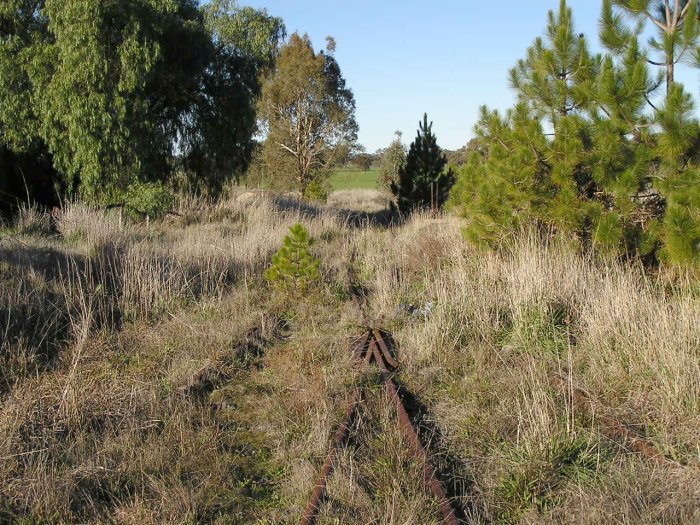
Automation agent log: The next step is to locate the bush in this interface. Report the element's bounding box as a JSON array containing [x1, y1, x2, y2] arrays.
[[304, 175, 331, 203], [124, 181, 175, 221], [264, 223, 320, 293]]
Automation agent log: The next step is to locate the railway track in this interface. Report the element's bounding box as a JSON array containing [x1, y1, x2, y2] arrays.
[[300, 277, 460, 525]]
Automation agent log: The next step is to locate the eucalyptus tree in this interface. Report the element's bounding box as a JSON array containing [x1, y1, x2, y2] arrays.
[[257, 33, 357, 199], [0, 1, 61, 210], [184, 0, 285, 194], [0, 0, 285, 206]]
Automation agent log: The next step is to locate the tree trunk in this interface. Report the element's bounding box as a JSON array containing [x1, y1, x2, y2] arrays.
[[667, 60, 674, 94], [298, 171, 306, 198]]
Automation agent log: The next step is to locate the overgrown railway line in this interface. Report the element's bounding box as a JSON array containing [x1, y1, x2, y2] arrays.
[[299, 260, 680, 524], [300, 273, 460, 525]]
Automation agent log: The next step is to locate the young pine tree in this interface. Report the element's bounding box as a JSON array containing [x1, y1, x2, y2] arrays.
[[448, 103, 551, 245], [510, 0, 598, 235], [391, 114, 454, 214], [599, 0, 700, 266], [264, 223, 321, 293], [449, 0, 673, 260], [655, 84, 700, 266], [509, 0, 596, 126], [586, 36, 661, 257], [451, 1, 597, 245]]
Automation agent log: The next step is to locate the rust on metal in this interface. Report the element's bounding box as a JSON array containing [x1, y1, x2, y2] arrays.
[[300, 386, 362, 525], [373, 342, 459, 525], [373, 329, 399, 369], [301, 320, 459, 525], [363, 339, 377, 366], [352, 330, 371, 360]]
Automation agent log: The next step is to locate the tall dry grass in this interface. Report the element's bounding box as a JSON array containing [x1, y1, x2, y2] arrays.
[[1, 192, 698, 523], [0, 192, 349, 523], [350, 216, 700, 522]]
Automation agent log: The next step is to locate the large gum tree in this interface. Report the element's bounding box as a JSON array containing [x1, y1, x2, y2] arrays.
[[256, 33, 357, 199], [0, 0, 284, 205]]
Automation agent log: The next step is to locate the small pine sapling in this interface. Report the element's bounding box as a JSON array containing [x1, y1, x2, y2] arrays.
[[264, 223, 321, 293]]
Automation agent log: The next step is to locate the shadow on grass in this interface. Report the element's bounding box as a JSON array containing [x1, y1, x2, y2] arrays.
[[395, 380, 487, 523], [380, 330, 487, 524], [320, 327, 485, 523], [270, 195, 404, 229]]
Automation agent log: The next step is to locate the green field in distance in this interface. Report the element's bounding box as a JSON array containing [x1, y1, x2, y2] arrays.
[[329, 168, 379, 190]]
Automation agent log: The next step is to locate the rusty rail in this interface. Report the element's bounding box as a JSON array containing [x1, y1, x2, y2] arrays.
[[372, 332, 459, 525], [300, 327, 459, 525], [300, 385, 362, 524]]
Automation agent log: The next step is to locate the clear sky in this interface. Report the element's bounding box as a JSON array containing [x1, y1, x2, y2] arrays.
[[242, 0, 699, 152]]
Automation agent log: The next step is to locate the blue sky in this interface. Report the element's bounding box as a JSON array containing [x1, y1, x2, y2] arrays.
[[242, 0, 699, 152]]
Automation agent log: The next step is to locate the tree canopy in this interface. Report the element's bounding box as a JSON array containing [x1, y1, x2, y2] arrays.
[[256, 33, 358, 199], [449, 0, 700, 268], [601, 0, 698, 93], [0, 0, 284, 209]]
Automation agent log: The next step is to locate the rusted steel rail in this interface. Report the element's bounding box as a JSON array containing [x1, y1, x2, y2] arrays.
[[300, 327, 459, 525], [372, 332, 459, 525], [300, 385, 363, 523]]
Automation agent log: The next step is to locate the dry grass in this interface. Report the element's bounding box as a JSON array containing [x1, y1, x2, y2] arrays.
[[351, 217, 700, 523], [0, 193, 698, 524], [327, 189, 392, 213], [0, 193, 348, 523]]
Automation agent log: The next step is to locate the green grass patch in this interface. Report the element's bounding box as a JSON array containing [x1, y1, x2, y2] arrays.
[[496, 434, 605, 522], [499, 303, 573, 357], [329, 168, 379, 190]]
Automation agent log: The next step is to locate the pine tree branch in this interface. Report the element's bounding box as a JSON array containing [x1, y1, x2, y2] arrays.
[[644, 10, 670, 32], [645, 93, 659, 111], [647, 58, 666, 65], [673, 0, 683, 27], [673, 41, 693, 63], [492, 136, 511, 151]]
